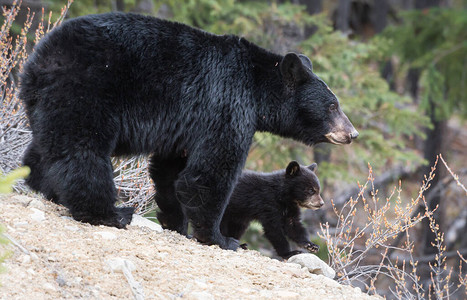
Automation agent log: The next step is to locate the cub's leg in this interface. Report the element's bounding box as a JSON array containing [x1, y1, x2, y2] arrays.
[[149, 155, 188, 235]]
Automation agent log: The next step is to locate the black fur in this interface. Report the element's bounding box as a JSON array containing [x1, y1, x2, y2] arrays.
[[20, 12, 356, 250], [220, 161, 323, 258]]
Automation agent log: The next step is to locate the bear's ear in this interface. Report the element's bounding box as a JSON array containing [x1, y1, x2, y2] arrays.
[[286, 161, 300, 177], [298, 54, 313, 72], [280, 53, 309, 86], [308, 163, 318, 172]]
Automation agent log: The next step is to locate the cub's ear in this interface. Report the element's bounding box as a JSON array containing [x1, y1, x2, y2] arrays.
[[286, 161, 300, 177], [298, 54, 313, 72], [280, 53, 309, 86], [308, 163, 318, 172]]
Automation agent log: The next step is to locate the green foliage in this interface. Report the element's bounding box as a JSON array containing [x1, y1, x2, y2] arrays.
[[383, 8, 467, 120], [160, 0, 313, 47], [0, 167, 30, 194]]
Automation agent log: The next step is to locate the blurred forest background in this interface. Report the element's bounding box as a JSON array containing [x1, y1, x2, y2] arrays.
[[0, 0, 466, 298]]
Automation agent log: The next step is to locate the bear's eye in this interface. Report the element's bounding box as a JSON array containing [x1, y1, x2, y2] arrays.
[[329, 104, 337, 112], [309, 189, 315, 195]]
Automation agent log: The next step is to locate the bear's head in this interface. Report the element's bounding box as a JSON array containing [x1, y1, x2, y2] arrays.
[[284, 161, 324, 210], [280, 53, 359, 146]]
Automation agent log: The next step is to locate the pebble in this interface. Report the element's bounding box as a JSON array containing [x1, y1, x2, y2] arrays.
[[14, 221, 29, 228], [94, 231, 117, 240], [12, 195, 33, 206], [28, 199, 45, 210], [43, 282, 56, 292], [27, 268, 36, 275], [29, 208, 45, 222], [105, 257, 136, 273], [65, 225, 80, 232], [21, 255, 31, 264], [130, 214, 163, 232]]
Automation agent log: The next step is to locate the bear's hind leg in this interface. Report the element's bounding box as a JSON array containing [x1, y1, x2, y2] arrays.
[[46, 153, 134, 228], [149, 155, 188, 235], [22, 140, 59, 202]]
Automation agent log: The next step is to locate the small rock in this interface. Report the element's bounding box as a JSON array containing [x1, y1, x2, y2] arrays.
[[61, 216, 74, 221], [194, 279, 209, 290], [21, 255, 31, 264], [27, 268, 36, 275], [94, 231, 117, 240], [130, 214, 163, 232], [65, 225, 80, 232], [47, 256, 57, 262], [14, 221, 29, 228], [29, 208, 45, 222], [12, 195, 33, 206], [43, 282, 56, 292], [28, 199, 45, 210], [287, 254, 336, 279], [104, 257, 136, 273], [56, 275, 67, 287]]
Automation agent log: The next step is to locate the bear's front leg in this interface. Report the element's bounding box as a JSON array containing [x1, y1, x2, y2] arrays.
[[285, 217, 319, 253]]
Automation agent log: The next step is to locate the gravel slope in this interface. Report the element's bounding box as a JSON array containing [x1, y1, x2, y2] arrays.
[[0, 194, 380, 299]]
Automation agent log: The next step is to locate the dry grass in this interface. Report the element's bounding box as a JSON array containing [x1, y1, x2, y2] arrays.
[[320, 156, 467, 299]]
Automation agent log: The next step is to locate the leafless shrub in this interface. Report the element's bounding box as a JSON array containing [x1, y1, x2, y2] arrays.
[[321, 156, 466, 299]]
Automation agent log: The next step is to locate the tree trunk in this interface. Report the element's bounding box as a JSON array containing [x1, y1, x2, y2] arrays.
[[335, 0, 351, 33]]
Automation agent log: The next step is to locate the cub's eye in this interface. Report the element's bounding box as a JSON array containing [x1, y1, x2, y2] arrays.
[[329, 104, 337, 111], [309, 189, 315, 195]]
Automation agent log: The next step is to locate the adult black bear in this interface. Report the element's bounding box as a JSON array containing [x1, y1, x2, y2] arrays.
[[220, 161, 323, 259], [20, 12, 358, 250]]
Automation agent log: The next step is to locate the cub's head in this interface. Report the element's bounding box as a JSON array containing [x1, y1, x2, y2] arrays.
[[280, 53, 358, 145], [284, 161, 324, 210]]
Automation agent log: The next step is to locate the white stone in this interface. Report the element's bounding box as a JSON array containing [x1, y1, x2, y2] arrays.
[[27, 268, 36, 275], [130, 214, 163, 232], [28, 199, 45, 210], [21, 255, 31, 264], [14, 221, 29, 228], [43, 282, 57, 292], [105, 257, 136, 273], [65, 225, 80, 232], [12, 195, 32, 206], [29, 208, 45, 222], [287, 254, 336, 279], [94, 231, 117, 240]]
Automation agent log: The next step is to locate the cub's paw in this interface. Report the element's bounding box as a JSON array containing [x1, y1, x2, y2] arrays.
[[240, 243, 249, 250], [302, 242, 320, 253], [73, 207, 134, 229]]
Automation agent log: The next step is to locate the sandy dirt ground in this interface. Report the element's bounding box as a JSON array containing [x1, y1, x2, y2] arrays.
[[0, 193, 380, 299]]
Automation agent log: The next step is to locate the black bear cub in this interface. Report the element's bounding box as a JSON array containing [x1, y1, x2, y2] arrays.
[[220, 161, 323, 259]]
